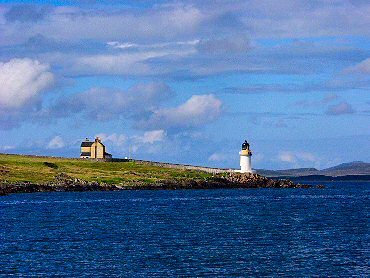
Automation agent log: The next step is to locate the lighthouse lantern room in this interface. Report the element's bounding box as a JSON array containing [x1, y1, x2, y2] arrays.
[[239, 140, 253, 173]]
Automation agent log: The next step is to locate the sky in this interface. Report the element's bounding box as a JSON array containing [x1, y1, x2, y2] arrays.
[[0, 0, 369, 170]]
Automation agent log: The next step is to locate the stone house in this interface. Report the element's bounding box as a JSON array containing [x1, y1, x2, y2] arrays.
[[80, 137, 112, 159]]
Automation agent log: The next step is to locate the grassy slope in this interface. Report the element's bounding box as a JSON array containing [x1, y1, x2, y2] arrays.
[[0, 154, 212, 185]]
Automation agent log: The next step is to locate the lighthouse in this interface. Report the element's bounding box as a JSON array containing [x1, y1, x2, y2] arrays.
[[239, 140, 253, 173]]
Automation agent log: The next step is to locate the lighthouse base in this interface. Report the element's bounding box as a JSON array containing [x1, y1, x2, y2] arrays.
[[234, 169, 256, 174]]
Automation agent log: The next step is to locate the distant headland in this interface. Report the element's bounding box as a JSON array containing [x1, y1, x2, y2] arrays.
[[257, 161, 370, 180]]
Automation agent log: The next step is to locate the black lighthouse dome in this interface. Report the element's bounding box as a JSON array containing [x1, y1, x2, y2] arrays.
[[242, 140, 250, 150]]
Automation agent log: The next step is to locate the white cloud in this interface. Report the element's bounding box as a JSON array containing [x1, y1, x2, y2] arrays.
[[297, 152, 316, 162], [96, 130, 166, 147], [95, 133, 127, 147], [278, 151, 317, 164], [47, 136, 65, 149], [93, 130, 167, 157], [208, 152, 231, 162], [107, 41, 139, 49], [137, 130, 167, 144], [0, 145, 15, 151], [128, 130, 167, 155], [278, 151, 297, 163], [0, 58, 54, 109], [140, 94, 222, 130], [107, 40, 200, 50]]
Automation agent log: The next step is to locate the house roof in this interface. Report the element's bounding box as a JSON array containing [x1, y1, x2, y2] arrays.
[[95, 140, 105, 147], [81, 141, 93, 147], [80, 152, 91, 156]]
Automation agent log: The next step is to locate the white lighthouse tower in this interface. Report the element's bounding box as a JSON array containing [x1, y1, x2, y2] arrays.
[[239, 140, 253, 173]]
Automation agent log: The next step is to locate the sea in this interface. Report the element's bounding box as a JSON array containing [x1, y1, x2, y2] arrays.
[[0, 181, 369, 277]]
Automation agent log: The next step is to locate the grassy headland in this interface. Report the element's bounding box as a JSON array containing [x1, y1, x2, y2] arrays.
[[0, 153, 316, 195], [0, 153, 212, 184]]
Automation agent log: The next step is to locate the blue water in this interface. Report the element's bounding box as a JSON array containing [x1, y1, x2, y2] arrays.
[[1, 182, 369, 277]]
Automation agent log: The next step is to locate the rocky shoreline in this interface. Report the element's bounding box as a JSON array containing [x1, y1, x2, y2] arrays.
[[0, 173, 323, 196]]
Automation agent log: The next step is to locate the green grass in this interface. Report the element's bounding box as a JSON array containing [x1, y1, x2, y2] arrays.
[[0, 154, 214, 184]]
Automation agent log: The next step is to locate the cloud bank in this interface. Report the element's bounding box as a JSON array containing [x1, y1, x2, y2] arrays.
[[46, 83, 223, 132]]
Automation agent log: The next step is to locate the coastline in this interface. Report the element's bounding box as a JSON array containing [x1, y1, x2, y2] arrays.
[[0, 153, 328, 196], [0, 172, 321, 196]]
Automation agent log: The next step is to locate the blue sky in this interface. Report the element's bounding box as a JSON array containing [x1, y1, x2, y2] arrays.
[[0, 0, 369, 170]]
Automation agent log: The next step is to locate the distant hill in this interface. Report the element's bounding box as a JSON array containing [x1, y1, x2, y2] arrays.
[[256, 161, 370, 177], [320, 161, 370, 176], [256, 168, 319, 177]]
